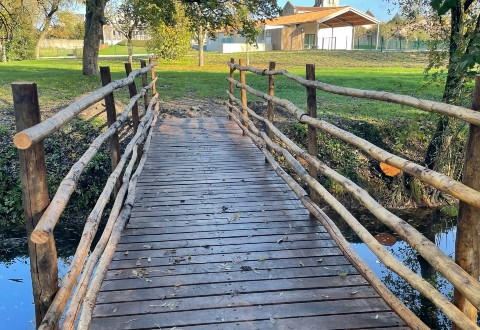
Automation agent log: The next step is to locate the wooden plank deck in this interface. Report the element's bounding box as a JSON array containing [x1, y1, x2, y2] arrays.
[[91, 117, 408, 329]]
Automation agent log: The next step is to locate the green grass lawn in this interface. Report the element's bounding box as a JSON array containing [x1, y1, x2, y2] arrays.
[[99, 44, 149, 56]]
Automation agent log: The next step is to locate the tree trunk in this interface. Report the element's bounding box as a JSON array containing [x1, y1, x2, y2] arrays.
[[35, 2, 59, 59], [127, 37, 133, 64], [83, 0, 107, 76], [0, 39, 6, 62], [197, 27, 204, 67], [423, 4, 464, 170]]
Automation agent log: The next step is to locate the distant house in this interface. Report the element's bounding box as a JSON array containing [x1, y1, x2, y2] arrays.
[[206, 0, 381, 53], [102, 24, 150, 46]]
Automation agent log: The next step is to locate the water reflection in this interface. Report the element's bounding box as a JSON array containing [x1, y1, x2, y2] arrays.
[[332, 207, 456, 329]]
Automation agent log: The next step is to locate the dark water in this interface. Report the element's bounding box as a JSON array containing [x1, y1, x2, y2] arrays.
[[0, 208, 460, 329]]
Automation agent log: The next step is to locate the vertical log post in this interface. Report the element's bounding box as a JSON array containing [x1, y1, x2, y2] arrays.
[[100, 67, 121, 195], [148, 57, 157, 96], [266, 61, 276, 162], [140, 59, 150, 115], [229, 58, 235, 119], [12, 82, 59, 328], [453, 75, 480, 327], [239, 59, 248, 133], [306, 64, 320, 206], [124, 63, 140, 134]]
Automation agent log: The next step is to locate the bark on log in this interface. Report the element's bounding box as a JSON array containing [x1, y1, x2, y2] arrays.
[[227, 103, 480, 330], [37, 95, 158, 330], [62, 143, 140, 329], [454, 75, 480, 324], [227, 63, 480, 126], [77, 110, 157, 330], [30, 81, 156, 245], [227, 77, 480, 210], [12, 82, 59, 329], [227, 91, 480, 313], [124, 62, 140, 133], [100, 66, 121, 195], [13, 64, 156, 149]]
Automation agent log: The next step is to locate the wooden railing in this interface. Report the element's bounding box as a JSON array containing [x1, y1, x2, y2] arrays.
[[12, 59, 158, 329], [226, 60, 480, 330]]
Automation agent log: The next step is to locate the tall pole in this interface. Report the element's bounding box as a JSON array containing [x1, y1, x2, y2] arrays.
[[13, 82, 59, 328], [453, 75, 480, 327]]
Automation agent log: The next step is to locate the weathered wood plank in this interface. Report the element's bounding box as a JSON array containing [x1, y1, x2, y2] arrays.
[[91, 117, 407, 329]]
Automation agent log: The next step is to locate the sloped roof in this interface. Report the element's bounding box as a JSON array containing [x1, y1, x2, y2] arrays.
[[263, 6, 381, 28]]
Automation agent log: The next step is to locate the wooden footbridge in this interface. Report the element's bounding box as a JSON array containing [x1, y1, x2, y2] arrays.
[[11, 59, 480, 330]]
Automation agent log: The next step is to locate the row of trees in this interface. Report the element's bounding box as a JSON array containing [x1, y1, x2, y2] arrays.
[[0, 0, 85, 61]]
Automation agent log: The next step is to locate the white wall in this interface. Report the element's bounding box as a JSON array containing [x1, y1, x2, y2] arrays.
[[219, 43, 272, 54], [317, 26, 352, 50]]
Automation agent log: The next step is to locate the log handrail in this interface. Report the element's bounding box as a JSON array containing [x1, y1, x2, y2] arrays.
[[12, 60, 159, 329], [228, 99, 478, 330], [13, 63, 157, 150], [227, 62, 480, 126], [30, 78, 157, 245], [226, 61, 480, 329], [227, 77, 480, 210]]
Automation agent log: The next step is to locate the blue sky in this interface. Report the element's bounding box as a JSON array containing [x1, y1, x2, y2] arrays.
[[276, 0, 399, 22]]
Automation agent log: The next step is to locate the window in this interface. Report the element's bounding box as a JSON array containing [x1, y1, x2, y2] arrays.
[[304, 34, 316, 49]]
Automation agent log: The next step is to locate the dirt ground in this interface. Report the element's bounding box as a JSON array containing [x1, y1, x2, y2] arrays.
[[159, 98, 228, 118]]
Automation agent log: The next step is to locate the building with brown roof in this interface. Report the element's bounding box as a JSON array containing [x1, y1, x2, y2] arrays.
[[206, 0, 380, 53]]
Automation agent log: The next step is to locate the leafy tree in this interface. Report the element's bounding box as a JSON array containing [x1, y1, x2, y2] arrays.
[[390, 0, 480, 172], [146, 1, 191, 60], [34, 0, 61, 58], [48, 10, 85, 39], [106, 0, 143, 63], [0, 0, 37, 61], [134, 0, 281, 66]]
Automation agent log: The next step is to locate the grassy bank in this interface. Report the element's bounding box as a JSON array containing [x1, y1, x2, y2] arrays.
[[0, 50, 450, 229]]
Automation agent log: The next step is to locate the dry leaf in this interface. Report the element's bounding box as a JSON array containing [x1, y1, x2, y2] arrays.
[[258, 257, 266, 261], [299, 262, 305, 267], [339, 272, 348, 278], [270, 317, 276, 325], [350, 291, 359, 295], [375, 314, 379, 320]]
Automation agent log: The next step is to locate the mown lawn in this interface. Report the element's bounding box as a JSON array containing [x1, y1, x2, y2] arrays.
[[0, 50, 445, 153]]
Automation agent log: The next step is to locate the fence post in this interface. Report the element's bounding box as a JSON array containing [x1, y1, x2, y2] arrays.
[[239, 59, 247, 133], [229, 58, 235, 119], [140, 59, 150, 114], [148, 57, 157, 96], [124, 63, 140, 134], [306, 64, 320, 205], [12, 82, 59, 328], [100, 66, 121, 195], [453, 75, 480, 326], [266, 61, 276, 162]]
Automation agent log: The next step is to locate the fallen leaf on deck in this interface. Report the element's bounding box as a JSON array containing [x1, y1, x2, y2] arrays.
[[270, 317, 276, 325], [338, 272, 348, 278], [317, 258, 323, 263], [124, 251, 129, 255], [233, 213, 239, 220], [258, 257, 266, 261], [143, 245, 152, 249], [240, 266, 252, 271], [299, 262, 305, 267], [375, 314, 379, 320], [148, 257, 152, 263], [125, 319, 137, 324], [350, 291, 359, 295], [277, 238, 284, 244]]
